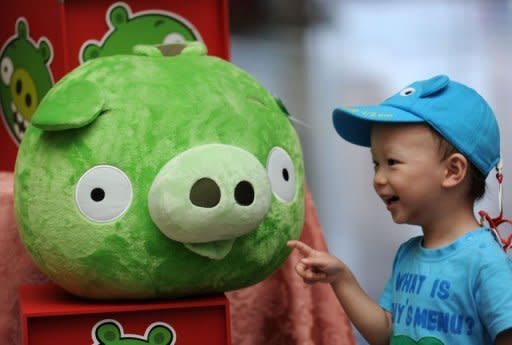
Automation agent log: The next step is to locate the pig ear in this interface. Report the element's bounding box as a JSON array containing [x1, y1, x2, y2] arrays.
[[109, 5, 130, 28], [273, 96, 290, 117], [95, 322, 122, 343], [37, 39, 52, 64], [16, 18, 28, 39], [82, 43, 101, 62], [32, 79, 105, 131], [147, 325, 173, 345]]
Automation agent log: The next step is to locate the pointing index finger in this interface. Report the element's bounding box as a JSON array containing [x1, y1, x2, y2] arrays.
[[287, 240, 315, 256]]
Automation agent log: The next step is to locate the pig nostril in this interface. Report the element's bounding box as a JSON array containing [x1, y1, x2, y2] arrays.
[[235, 180, 254, 206], [16, 79, 22, 95], [190, 177, 221, 208]]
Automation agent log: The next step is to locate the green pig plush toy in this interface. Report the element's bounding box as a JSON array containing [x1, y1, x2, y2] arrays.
[[14, 42, 305, 299]]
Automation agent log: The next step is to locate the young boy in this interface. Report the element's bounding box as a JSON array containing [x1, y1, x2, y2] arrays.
[[288, 75, 512, 345]]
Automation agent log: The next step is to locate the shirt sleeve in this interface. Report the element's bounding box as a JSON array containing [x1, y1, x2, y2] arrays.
[[476, 252, 512, 340]]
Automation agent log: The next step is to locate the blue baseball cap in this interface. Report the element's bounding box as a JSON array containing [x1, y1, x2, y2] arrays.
[[332, 75, 500, 176]]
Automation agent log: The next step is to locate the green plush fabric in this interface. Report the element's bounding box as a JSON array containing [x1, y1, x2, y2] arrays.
[[14, 43, 305, 299]]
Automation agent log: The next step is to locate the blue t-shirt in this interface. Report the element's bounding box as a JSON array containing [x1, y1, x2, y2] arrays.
[[379, 227, 512, 345]]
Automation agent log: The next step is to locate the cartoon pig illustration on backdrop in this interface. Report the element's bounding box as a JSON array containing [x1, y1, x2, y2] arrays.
[[14, 42, 305, 299], [0, 18, 53, 143], [80, 2, 201, 63]]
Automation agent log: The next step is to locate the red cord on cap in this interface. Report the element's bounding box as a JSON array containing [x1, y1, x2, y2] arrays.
[[479, 164, 512, 251]]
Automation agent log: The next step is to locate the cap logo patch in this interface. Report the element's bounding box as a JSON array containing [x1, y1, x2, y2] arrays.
[[347, 107, 393, 119]]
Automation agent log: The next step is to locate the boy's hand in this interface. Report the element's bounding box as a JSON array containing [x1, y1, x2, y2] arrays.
[[287, 240, 345, 285], [289, 240, 393, 345]]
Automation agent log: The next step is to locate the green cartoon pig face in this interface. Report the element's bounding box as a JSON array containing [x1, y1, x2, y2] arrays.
[[80, 3, 200, 63], [14, 42, 305, 299], [93, 320, 175, 345], [0, 18, 53, 143]]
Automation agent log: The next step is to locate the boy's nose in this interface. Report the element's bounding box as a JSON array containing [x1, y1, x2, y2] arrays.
[[373, 169, 388, 187]]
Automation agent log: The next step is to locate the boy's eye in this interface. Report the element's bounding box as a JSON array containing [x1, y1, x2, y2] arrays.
[[387, 159, 398, 166]]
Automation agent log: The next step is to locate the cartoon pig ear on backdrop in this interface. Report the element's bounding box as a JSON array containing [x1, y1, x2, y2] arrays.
[[37, 39, 52, 64], [16, 18, 28, 39], [109, 4, 130, 28], [31, 79, 105, 131]]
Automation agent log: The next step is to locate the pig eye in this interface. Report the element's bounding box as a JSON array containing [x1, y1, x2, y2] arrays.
[[1, 57, 13, 85], [163, 33, 185, 45], [75, 165, 133, 223], [266, 147, 296, 203]]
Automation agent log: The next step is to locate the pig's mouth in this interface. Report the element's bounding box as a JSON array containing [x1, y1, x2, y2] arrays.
[[183, 238, 235, 260]]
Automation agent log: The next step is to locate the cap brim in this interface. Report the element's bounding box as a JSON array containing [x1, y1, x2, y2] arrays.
[[332, 105, 425, 147]]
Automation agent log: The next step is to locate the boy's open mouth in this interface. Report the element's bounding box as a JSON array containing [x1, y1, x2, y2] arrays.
[[384, 195, 400, 206]]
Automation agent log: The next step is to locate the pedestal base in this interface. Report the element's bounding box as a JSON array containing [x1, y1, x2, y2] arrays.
[[19, 284, 231, 345]]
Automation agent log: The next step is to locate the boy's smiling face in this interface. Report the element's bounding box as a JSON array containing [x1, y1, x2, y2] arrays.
[[371, 123, 446, 225]]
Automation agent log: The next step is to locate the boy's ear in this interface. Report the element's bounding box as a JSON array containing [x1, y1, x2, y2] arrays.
[[442, 153, 468, 188]]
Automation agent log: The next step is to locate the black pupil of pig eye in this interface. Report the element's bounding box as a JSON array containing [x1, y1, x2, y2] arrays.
[[90, 188, 105, 202], [282, 168, 289, 181]]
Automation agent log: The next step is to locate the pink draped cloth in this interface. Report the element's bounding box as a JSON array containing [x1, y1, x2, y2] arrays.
[[0, 172, 355, 344], [0, 172, 49, 344]]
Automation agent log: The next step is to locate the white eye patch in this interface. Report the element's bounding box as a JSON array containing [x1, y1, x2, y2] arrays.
[[1, 57, 13, 85], [75, 165, 133, 223], [266, 147, 296, 203]]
